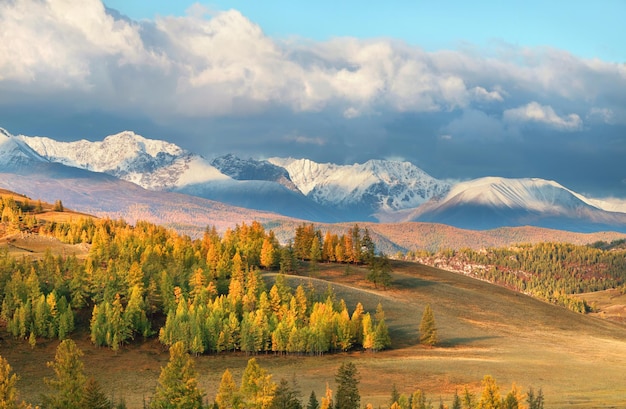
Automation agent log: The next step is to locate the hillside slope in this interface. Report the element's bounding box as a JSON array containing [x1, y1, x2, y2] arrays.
[[3, 260, 626, 408]]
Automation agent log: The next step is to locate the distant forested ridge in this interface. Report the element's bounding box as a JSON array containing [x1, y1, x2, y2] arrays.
[[404, 241, 626, 313]]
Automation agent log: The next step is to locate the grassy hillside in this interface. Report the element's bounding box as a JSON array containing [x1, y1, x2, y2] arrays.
[[3, 261, 626, 408]]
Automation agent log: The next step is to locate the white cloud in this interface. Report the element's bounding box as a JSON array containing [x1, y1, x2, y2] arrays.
[[0, 0, 624, 127], [343, 107, 361, 119], [471, 86, 504, 102], [284, 135, 326, 146], [503, 102, 583, 131], [0, 0, 149, 85]]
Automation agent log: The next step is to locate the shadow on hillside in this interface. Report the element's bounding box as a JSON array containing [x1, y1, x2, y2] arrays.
[[392, 276, 436, 289], [440, 336, 500, 347]]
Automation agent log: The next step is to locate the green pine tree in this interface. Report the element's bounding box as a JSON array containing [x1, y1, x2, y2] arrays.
[[526, 387, 544, 409], [334, 362, 360, 409], [306, 391, 320, 409], [81, 377, 112, 409]]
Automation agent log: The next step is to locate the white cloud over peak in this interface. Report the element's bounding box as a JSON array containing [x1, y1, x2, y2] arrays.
[[1, 0, 625, 123], [503, 102, 583, 131], [0, 0, 149, 86]]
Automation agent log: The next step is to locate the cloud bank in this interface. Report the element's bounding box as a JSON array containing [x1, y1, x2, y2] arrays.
[[0, 0, 625, 197]]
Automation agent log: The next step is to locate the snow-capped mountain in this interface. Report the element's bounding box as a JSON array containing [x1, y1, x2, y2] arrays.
[[9, 127, 626, 231], [403, 177, 626, 232], [269, 157, 451, 212], [0, 128, 49, 170], [19, 131, 228, 189]]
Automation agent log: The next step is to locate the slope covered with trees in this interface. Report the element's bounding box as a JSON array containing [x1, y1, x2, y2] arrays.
[[0, 205, 390, 355], [405, 241, 626, 313]]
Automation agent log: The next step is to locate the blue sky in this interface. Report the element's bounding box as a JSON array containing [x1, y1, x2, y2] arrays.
[[1, 0, 625, 199], [104, 0, 626, 62]]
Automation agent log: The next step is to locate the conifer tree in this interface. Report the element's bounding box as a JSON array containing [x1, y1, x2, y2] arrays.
[[373, 317, 391, 351], [216, 369, 241, 409], [270, 378, 302, 409], [334, 362, 359, 409], [320, 384, 333, 409], [462, 387, 476, 409], [501, 384, 522, 409], [390, 384, 400, 407], [81, 377, 112, 409], [150, 341, 203, 409], [43, 339, 87, 409], [241, 358, 276, 409], [451, 390, 461, 409], [477, 376, 500, 409], [306, 391, 320, 409], [410, 390, 426, 409], [419, 304, 437, 347], [526, 387, 544, 409], [261, 237, 277, 270], [0, 355, 29, 409]]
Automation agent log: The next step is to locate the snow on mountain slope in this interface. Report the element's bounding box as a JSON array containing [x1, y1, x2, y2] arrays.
[[268, 157, 450, 211], [572, 194, 626, 214], [403, 176, 626, 231], [19, 131, 229, 189], [440, 177, 590, 212], [0, 128, 49, 169]]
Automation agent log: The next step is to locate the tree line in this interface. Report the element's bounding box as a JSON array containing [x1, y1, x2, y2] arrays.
[[0, 339, 543, 409]]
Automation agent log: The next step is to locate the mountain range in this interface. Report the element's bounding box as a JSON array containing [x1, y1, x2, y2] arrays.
[[3, 127, 626, 235]]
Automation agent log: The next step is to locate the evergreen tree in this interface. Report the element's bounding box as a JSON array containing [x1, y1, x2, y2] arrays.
[[366, 254, 392, 289], [419, 304, 437, 347], [53, 200, 64, 212], [270, 378, 302, 409], [462, 387, 476, 409], [334, 362, 359, 409], [150, 341, 203, 409], [43, 339, 87, 409], [390, 384, 400, 406], [373, 318, 391, 351], [306, 391, 319, 409], [81, 377, 112, 409], [526, 387, 544, 409], [451, 390, 461, 409]]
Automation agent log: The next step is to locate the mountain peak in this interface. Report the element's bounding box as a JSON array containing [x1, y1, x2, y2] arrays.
[[0, 128, 11, 139], [269, 157, 450, 212], [102, 131, 184, 158], [0, 128, 48, 169]]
